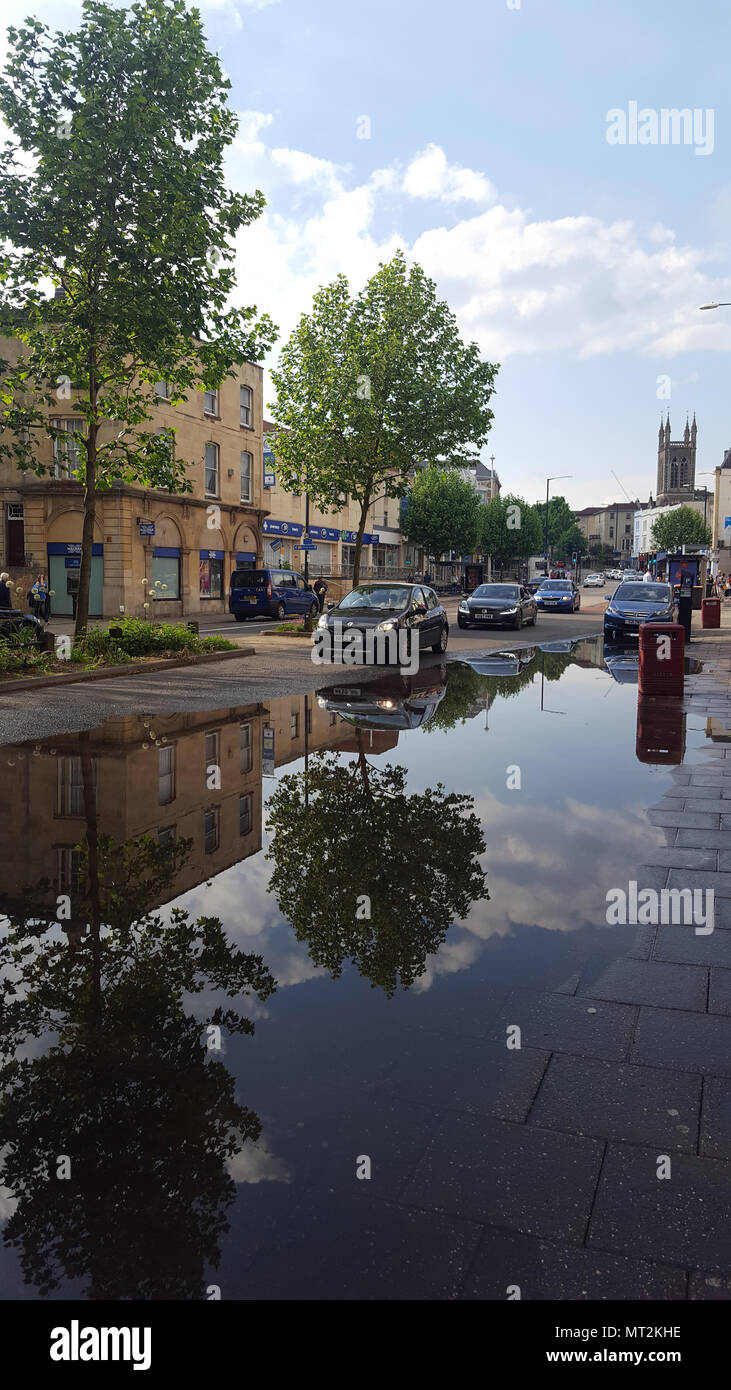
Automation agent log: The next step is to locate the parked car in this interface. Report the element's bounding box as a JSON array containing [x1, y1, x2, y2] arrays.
[[0, 609, 45, 647], [603, 581, 675, 642], [526, 576, 549, 594], [457, 582, 537, 630], [534, 579, 581, 612], [583, 572, 605, 587], [317, 582, 449, 655], [229, 567, 320, 622]]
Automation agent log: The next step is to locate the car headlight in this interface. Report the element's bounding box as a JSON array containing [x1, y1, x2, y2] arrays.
[[458, 601, 469, 612], [317, 614, 328, 628], [376, 620, 396, 631], [504, 607, 518, 614]]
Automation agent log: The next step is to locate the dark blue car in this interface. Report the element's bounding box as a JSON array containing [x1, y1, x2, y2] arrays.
[[603, 581, 675, 642], [535, 579, 580, 612], [229, 567, 320, 622]]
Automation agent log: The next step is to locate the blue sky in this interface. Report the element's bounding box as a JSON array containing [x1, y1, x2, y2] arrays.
[[5, 0, 731, 507]]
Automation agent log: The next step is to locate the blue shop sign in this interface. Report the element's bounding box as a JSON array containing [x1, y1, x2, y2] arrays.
[[236, 551, 257, 563], [139, 522, 156, 536], [262, 519, 303, 537], [308, 526, 339, 542], [47, 542, 103, 556], [199, 549, 224, 560], [340, 531, 376, 546], [65, 556, 81, 569]]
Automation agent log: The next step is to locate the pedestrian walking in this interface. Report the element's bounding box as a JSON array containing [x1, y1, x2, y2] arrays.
[[642, 568, 654, 583], [313, 576, 328, 612], [0, 572, 11, 609], [422, 569, 431, 586]]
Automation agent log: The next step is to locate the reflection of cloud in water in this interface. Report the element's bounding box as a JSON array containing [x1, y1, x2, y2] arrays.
[[411, 789, 663, 990], [227, 1141, 291, 1186]]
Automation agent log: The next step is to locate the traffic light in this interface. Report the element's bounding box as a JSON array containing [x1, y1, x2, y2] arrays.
[[572, 552, 578, 563]]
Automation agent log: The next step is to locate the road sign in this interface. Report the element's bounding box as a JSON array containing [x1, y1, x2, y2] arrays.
[[268, 539, 282, 552], [295, 539, 317, 550]]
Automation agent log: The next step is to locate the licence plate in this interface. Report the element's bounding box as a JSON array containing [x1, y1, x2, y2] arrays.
[[246, 597, 257, 604], [545, 602, 558, 608], [478, 610, 494, 619]]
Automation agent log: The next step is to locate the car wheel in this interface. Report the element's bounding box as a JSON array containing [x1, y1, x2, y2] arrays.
[[457, 618, 468, 629], [275, 602, 285, 621], [432, 624, 448, 653], [234, 613, 246, 622]]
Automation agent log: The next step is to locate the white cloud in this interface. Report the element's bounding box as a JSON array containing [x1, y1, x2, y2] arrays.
[[403, 143, 496, 205]]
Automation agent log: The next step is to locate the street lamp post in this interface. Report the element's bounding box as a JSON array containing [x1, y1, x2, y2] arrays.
[[544, 474, 572, 575]]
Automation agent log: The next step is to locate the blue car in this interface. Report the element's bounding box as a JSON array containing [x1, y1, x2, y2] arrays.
[[229, 567, 320, 622], [603, 581, 675, 642], [535, 579, 580, 612]]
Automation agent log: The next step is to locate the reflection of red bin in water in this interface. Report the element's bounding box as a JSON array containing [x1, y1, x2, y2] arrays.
[[638, 622, 685, 696], [636, 696, 686, 765], [702, 597, 721, 629]]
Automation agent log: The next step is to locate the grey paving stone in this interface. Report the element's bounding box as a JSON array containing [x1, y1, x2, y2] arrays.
[[648, 810, 720, 830], [630, 1006, 731, 1076], [578, 957, 707, 1011], [700, 1077, 731, 1159], [491, 991, 637, 1061], [381, 1037, 549, 1122], [400, 1112, 604, 1241], [667, 868, 731, 893], [720, 814, 731, 832], [627, 925, 655, 960], [718, 851, 731, 873], [689, 1271, 731, 1299], [662, 785, 725, 801], [677, 828, 731, 848], [670, 799, 731, 816], [639, 847, 718, 870], [710, 897, 731, 929], [529, 1054, 700, 1151], [635, 865, 670, 891], [234, 1187, 483, 1300], [709, 968, 731, 1016], [461, 1228, 687, 1300], [588, 1141, 731, 1271], [654, 925, 731, 969]]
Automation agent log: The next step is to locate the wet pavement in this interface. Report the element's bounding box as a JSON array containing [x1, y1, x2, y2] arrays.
[[1, 631, 730, 1301]]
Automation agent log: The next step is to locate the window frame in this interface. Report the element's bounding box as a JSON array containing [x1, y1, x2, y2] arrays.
[[240, 385, 253, 428], [204, 441, 219, 497], [203, 387, 219, 417], [158, 744, 175, 806]]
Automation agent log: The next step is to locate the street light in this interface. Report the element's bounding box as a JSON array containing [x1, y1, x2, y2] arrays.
[[699, 302, 731, 310], [544, 475, 572, 575]]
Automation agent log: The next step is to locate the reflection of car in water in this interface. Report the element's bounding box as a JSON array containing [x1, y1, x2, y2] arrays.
[[317, 665, 447, 731], [603, 648, 639, 684], [465, 647, 537, 677]]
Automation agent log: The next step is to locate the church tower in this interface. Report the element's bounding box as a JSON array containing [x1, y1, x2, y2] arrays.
[[656, 413, 697, 504]]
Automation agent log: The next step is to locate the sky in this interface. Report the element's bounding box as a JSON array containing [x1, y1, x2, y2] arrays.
[[4, 0, 731, 509]]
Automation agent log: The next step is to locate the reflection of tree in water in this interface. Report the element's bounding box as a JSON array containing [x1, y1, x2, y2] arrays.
[[266, 737, 488, 995], [0, 746, 275, 1298], [426, 650, 575, 730]]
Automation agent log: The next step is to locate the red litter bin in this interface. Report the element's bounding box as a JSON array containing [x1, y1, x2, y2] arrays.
[[638, 622, 685, 696], [702, 597, 721, 629]]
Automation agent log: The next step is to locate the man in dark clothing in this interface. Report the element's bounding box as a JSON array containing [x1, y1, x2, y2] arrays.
[[313, 576, 328, 612], [0, 572, 12, 609]]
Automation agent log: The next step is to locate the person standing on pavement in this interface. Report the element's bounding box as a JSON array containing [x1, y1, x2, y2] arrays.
[[0, 572, 11, 609], [27, 574, 48, 620], [313, 576, 328, 612], [642, 568, 654, 583]]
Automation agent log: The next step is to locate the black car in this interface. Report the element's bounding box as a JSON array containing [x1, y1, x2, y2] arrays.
[[457, 583, 537, 630], [526, 576, 549, 595], [603, 582, 675, 642], [317, 582, 449, 656], [0, 608, 45, 647], [316, 665, 448, 731]]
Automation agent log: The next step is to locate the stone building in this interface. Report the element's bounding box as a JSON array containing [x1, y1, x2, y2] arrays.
[[656, 413, 697, 505]]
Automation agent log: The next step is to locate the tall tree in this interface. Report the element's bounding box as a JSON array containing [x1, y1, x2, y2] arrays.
[[0, 0, 275, 635], [270, 251, 498, 585], [481, 494, 542, 569], [650, 506, 711, 552], [401, 467, 482, 561]]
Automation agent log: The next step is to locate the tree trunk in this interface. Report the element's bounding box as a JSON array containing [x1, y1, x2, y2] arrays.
[[75, 346, 98, 641], [80, 734, 102, 1028], [352, 498, 370, 589]]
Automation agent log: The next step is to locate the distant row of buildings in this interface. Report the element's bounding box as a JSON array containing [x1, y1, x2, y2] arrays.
[[575, 416, 731, 568]]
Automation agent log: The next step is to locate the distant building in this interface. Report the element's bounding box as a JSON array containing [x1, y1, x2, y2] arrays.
[[462, 459, 500, 504], [574, 501, 638, 557], [656, 413, 697, 505], [711, 446, 731, 566]]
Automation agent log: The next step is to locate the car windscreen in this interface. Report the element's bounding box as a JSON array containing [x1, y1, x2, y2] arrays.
[[231, 570, 266, 588], [541, 582, 571, 591], [615, 584, 671, 603], [338, 586, 410, 611], [471, 585, 520, 600]]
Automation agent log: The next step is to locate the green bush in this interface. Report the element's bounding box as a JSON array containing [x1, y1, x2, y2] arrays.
[[72, 617, 235, 662], [0, 627, 52, 676]]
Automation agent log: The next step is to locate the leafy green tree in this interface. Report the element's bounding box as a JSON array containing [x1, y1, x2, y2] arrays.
[[650, 506, 711, 552], [481, 494, 542, 568], [554, 523, 588, 563], [265, 745, 488, 995], [0, 0, 276, 635], [533, 495, 582, 564], [401, 467, 482, 559], [270, 251, 498, 585]]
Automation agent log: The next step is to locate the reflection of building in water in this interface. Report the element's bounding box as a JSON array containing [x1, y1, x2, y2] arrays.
[[0, 706, 265, 910], [572, 637, 606, 670], [267, 692, 395, 768]]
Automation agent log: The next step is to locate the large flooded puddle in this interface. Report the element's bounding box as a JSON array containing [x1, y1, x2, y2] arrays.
[[0, 637, 715, 1299]]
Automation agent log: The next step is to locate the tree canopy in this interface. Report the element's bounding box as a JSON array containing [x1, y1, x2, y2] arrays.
[[0, 0, 276, 633], [401, 467, 482, 559], [270, 251, 498, 584], [650, 506, 711, 552], [481, 494, 543, 567]]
